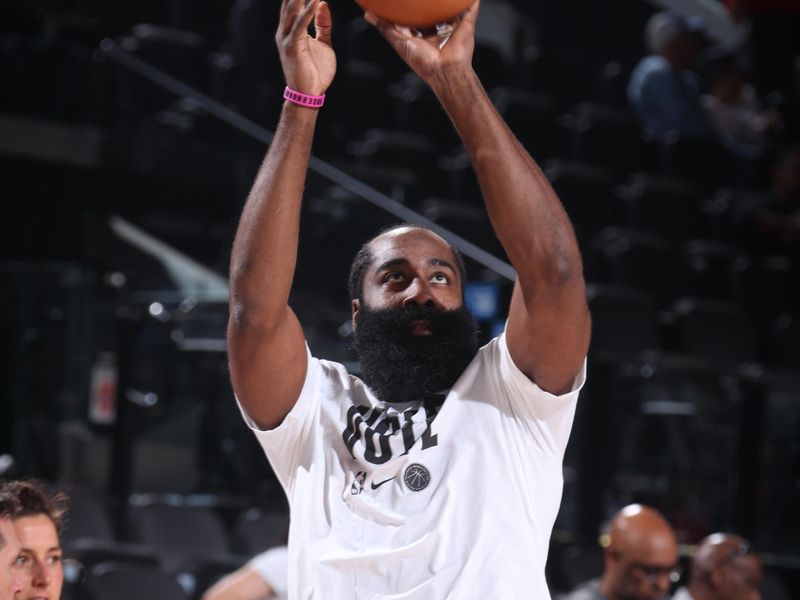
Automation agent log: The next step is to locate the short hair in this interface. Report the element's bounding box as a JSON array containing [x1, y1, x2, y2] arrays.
[[3, 480, 68, 533], [0, 482, 21, 549], [347, 223, 468, 301], [645, 12, 705, 54]]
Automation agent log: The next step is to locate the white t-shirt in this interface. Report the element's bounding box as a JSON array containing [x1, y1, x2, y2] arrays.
[[249, 546, 289, 598], [671, 588, 694, 600], [241, 332, 586, 599]]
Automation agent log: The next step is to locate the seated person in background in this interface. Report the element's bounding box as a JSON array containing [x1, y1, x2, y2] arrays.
[[699, 48, 781, 159], [730, 145, 800, 260], [6, 480, 67, 600], [202, 545, 288, 600], [0, 485, 24, 600], [561, 504, 679, 600], [627, 12, 712, 138], [672, 533, 762, 600]]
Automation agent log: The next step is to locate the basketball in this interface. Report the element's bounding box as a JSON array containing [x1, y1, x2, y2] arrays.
[[354, 0, 473, 28]]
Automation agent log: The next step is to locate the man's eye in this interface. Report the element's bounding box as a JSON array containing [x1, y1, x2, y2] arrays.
[[47, 555, 63, 565], [14, 555, 29, 566], [431, 272, 449, 283], [384, 272, 404, 283]]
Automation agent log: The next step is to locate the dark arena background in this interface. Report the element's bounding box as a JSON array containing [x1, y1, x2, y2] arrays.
[[1, 0, 799, 598]]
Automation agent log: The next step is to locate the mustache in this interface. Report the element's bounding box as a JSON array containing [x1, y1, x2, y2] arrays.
[[368, 303, 446, 320], [356, 304, 464, 334]]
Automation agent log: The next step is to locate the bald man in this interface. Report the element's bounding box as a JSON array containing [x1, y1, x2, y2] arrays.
[[561, 504, 680, 600], [672, 533, 762, 600]]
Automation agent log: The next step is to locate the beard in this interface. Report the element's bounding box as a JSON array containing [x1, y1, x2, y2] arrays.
[[352, 303, 480, 404]]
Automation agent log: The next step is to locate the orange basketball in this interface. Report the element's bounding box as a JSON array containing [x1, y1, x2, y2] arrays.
[[354, 0, 473, 28]]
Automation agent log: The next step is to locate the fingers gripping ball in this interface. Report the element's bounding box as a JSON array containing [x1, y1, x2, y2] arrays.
[[355, 0, 472, 28]]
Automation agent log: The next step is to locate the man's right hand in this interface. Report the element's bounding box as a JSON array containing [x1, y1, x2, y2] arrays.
[[277, 0, 336, 97]]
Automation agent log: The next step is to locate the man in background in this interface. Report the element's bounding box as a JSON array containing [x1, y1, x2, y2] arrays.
[[560, 504, 680, 600], [672, 533, 762, 600], [627, 12, 711, 138]]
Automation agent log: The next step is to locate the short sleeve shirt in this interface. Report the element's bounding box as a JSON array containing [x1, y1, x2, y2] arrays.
[[241, 332, 586, 599]]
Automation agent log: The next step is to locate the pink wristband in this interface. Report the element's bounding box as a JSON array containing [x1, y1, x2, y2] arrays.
[[283, 86, 325, 108]]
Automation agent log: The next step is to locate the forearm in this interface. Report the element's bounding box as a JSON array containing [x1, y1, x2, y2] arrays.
[[431, 68, 583, 287], [366, 1, 589, 389], [229, 103, 319, 331]]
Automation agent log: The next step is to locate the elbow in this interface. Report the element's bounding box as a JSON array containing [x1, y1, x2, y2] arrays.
[[524, 229, 585, 287], [228, 264, 286, 336], [548, 219, 585, 282], [228, 291, 285, 340], [538, 254, 585, 296], [517, 251, 585, 306], [551, 248, 584, 285]]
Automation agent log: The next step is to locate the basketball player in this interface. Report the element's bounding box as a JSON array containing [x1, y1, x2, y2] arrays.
[[227, 0, 591, 597]]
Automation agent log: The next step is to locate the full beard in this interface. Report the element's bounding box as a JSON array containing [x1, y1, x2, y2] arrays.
[[352, 304, 480, 404]]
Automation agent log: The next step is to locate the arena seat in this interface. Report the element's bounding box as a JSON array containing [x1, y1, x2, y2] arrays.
[[84, 562, 189, 600], [58, 485, 159, 572], [618, 174, 704, 241], [231, 507, 290, 556], [588, 227, 685, 307], [491, 86, 567, 162], [659, 297, 758, 367], [566, 103, 656, 176], [586, 283, 658, 360], [682, 239, 744, 301], [543, 159, 622, 245]]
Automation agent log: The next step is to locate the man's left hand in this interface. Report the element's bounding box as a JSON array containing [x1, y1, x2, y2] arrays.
[[364, 0, 479, 88]]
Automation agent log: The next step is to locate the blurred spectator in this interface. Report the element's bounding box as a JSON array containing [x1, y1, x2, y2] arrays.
[[6, 480, 68, 600], [729, 145, 800, 260], [0, 484, 24, 599], [627, 12, 712, 138], [700, 47, 782, 159], [202, 545, 288, 600], [722, 0, 800, 99], [560, 504, 679, 600], [672, 533, 762, 600]]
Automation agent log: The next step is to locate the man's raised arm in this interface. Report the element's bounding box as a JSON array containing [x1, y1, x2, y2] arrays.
[[367, 1, 590, 395], [227, 0, 336, 429]]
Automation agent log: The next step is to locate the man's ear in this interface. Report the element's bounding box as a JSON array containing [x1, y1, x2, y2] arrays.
[[604, 546, 618, 568], [352, 299, 360, 330]]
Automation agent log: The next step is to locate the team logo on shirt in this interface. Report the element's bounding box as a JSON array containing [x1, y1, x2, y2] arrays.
[[403, 463, 431, 491], [351, 470, 367, 495], [341, 394, 445, 465]]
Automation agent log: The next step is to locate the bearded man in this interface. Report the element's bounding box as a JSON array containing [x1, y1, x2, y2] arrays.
[[226, 0, 591, 597]]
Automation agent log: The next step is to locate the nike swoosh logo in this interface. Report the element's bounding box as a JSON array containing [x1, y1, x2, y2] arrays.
[[370, 476, 396, 490]]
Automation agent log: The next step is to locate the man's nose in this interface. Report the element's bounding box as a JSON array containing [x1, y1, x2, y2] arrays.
[[31, 561, 51, 586], [402, 278, 436, 308], [657, 572, 672, 593]]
